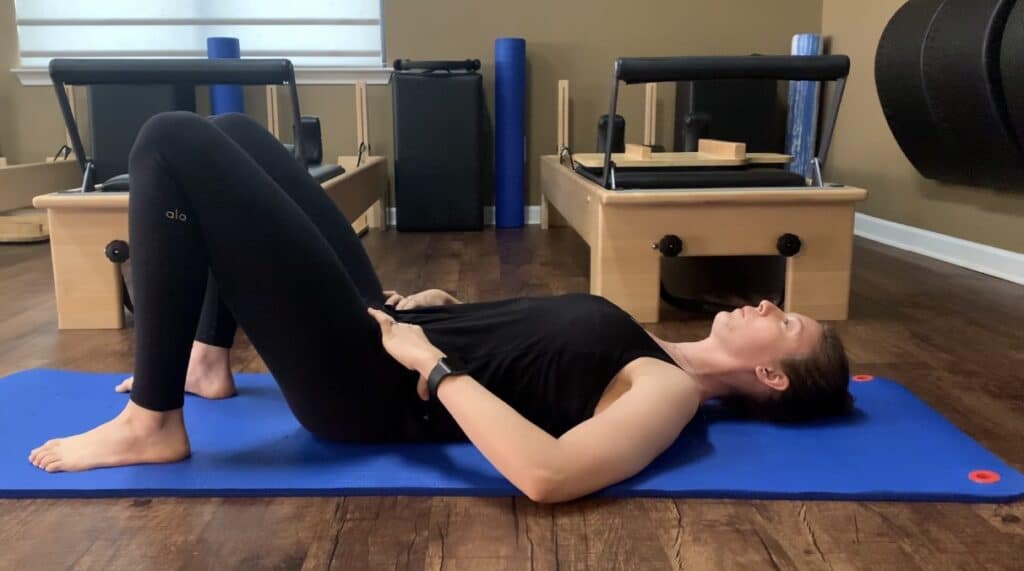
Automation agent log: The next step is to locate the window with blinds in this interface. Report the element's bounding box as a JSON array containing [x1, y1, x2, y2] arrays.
[[12, 0, 388, 85]]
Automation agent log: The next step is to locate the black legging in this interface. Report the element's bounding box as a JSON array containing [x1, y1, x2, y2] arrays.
[[128, 111, 423, 442]]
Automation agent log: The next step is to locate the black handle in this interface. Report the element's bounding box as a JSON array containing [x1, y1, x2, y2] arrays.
[[105, 240, 130, 264], [48, 58, 296, 85], [393, 59, 481, 72], [655, 235, 684, 257], [776, 233, 803, 257], [615, 55, 850, 84]]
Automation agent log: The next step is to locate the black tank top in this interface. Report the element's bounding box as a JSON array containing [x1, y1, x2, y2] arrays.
[[390, 293, 677, 439]]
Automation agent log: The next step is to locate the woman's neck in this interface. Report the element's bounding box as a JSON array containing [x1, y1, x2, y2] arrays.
[[648, 334, 742, 402]]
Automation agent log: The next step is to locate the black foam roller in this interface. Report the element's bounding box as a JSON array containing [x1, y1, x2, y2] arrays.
[[875, 0, 955, 181], [922, 0, 1023, 187], [1000, 1, 1024, 154]]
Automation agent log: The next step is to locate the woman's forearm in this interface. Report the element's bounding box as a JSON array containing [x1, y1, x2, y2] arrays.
[[434, 374, 559, 500]]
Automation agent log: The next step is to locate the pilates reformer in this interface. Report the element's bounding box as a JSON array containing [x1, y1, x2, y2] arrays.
[[32, 59, 387, 330], [540, 55, 868, 323]]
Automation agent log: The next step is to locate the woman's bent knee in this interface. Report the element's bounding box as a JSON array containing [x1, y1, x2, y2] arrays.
[[130, 111, 210, 164], [209, 112, 258, 131]]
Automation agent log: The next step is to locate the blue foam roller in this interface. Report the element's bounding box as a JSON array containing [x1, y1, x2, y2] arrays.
[[494, 38, 526, 228], [786, 33, 823, 180], [207, 37, 244, 115], [1, 369, 1023, 501]]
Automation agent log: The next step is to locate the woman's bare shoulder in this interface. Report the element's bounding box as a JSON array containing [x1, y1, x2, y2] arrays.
[[597, 357, 701, 417]]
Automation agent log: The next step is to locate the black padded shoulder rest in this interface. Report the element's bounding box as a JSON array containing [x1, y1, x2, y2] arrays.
[[49, 58, 295, 85], [616, 55, 850, 84], [576, 165, 807, 190], [99, 163, 345, 191]]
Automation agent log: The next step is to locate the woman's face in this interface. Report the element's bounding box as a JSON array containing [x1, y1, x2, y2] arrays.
[[710, 300, 823, 369]]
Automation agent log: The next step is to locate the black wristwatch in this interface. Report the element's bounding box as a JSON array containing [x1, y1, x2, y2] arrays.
[[427, 354, 469, 401]]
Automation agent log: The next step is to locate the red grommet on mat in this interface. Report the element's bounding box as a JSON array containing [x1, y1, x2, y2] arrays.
[[969, 470, 1001, 484], [852, 374, 874, 382]]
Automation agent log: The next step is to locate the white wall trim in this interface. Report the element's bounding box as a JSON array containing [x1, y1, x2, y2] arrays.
[[386, 206, 542, 228], [13, 66, 392, 87], [854, 213, 1024, 285]]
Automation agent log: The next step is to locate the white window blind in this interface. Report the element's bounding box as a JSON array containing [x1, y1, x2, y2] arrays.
[[13, 0, 389, 85]]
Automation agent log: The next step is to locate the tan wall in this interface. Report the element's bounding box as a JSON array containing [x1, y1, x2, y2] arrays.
[[1, 0, 822, 206], [822, 0, 1024, 253]]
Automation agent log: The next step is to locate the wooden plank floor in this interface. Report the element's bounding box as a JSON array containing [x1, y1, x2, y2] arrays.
[[1, 228, 1022, 570]]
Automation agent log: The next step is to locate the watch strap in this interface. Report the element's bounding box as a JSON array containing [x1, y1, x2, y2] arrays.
[[427, 355, 468, 401]]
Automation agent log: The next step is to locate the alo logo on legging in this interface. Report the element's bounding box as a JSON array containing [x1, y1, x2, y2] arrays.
[[165, 209, 188, 223]]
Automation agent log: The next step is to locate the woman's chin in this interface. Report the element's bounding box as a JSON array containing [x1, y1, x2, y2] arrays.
[[711, 311, 728, 332]]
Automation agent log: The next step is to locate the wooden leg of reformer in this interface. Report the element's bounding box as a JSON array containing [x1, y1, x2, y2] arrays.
[[540, 194, 568, 229], [367, 199, 385, 230], [590, 218, 660, 323], [46, 208, 127, 329], [783, 215, 856, 321]]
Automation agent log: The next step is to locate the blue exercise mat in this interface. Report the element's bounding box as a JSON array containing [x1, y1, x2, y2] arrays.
[[1, 369, 1022, 501]]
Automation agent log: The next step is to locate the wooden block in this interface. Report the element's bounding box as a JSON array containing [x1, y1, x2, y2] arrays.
[[624, 144, 652, 159], [698, 139, 747, 159]]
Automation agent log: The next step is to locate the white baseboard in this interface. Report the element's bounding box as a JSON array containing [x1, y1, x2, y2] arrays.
[[386, 206, 542, 227], [854, 213, 1024, 285]]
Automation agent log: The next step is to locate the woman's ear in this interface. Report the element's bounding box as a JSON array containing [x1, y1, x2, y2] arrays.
[[754, 366, 790, 393]]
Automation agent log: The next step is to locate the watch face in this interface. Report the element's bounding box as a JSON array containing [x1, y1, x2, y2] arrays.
[[442, 354, 467, 372]]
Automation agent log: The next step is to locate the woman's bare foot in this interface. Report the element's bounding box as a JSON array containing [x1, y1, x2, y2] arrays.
[[28, 401, 190, 473], [116, 341, 236, 399]]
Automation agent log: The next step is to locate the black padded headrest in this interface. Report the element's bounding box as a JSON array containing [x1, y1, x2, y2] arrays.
[[100, 174, 130, 191]]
